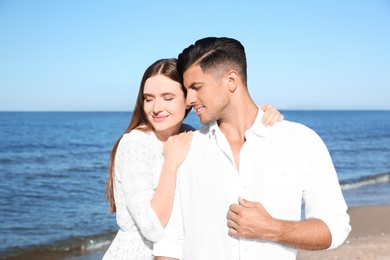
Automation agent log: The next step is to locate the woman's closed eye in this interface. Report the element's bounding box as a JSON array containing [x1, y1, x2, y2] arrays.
[[163, 94, 175, 101]]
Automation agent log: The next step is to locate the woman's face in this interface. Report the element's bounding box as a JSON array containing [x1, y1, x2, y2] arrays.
[[143, 74, 187, 141]]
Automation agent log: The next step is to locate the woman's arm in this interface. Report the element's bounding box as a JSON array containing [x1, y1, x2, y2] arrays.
[[151, 131, 193, 227], [117, 131, 192, 243], [117, 132, 165, 242]]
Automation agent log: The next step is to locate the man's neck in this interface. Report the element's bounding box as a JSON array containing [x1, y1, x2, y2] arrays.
[[218, 100, 258, 143], [217, 99, 258, 170]]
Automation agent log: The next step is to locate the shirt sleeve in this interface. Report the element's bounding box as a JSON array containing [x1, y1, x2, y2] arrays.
[[302, 129, 352, 249], [153, 177, 184, 258], [115, 131, 165, 242]]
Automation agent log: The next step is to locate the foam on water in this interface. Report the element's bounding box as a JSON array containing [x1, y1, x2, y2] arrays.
[[340, 172, 390, 190]]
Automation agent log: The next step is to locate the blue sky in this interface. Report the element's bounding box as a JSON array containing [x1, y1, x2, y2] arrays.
[[0, 0, 389, 111]]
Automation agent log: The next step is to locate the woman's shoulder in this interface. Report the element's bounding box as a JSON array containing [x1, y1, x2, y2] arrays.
[[123, 128, 149, 137], [119, 129, 156, 148]]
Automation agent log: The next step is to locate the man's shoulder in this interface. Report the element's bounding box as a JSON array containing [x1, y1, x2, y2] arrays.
[[273, 119, 311, 130], [263, 120, 327, 155], [268, 120, 319, 139]]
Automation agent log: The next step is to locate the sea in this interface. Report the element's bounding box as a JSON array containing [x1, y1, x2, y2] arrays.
[[0, 111, 389, 259]]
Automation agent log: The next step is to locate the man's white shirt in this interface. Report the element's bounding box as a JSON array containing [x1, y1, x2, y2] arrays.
[[154, 109, 351, 260]]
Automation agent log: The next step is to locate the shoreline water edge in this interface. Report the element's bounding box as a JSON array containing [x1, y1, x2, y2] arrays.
[[2, 182, 390, 260]]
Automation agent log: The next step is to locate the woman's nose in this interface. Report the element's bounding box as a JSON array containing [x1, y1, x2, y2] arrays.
[[153, 99, 163, 113]]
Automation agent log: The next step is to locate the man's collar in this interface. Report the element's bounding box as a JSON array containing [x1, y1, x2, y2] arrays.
[[208, 106, 268, 139], [248, 108, 269, 138]]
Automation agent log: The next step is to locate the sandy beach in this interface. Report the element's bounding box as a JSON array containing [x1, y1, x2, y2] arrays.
[[77, 204, 390, 260], [298, 204, 390, 260], [4, 207, 389, 260], [9, 204, 385, 260]]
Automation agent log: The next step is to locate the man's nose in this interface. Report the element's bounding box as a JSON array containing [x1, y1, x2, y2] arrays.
[[186, 90, 196, 107]]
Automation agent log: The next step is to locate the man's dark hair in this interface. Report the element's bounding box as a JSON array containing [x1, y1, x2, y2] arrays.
[[177, 37, 247, 84]]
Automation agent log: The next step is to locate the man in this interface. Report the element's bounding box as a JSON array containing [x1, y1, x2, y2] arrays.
[[154, 37, 351, 259]]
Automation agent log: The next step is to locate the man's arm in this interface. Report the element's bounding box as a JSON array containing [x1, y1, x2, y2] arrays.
[[227, 197, 332, 250], [227, 129, 351, 251]]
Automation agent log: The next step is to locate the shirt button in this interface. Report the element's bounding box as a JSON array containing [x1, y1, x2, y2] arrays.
[[233, 242, 238, 247]]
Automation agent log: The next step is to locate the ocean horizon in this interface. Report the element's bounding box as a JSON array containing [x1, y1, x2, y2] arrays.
[[0, 110, 389, 259]]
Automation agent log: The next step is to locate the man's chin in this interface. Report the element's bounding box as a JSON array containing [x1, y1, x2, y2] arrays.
[[199, 117, 211, 125]]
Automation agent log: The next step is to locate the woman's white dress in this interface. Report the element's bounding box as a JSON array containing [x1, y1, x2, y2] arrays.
[[103, 130, 165, 259]]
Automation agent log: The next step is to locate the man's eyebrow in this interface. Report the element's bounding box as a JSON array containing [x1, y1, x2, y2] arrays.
[[187, 82, 202, 89]]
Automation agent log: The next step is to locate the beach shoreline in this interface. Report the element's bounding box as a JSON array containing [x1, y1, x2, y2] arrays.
[[3, 204, 389, 260], [298, 204, 390, 260], [91, 205, 390, 260], [70, 204, 390, 260]]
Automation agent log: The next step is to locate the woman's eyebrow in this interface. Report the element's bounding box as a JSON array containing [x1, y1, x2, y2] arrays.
[[143, 92, 176, 97], [162, 92, 176, 96], [143, 93, 154, 98]]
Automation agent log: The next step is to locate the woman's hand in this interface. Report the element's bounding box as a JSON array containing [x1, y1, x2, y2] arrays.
[[260, 104, 284, 126], [164, 131, 193, 169]]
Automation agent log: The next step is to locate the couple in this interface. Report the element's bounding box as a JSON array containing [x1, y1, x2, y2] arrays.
[[104, 37, 351, 259]]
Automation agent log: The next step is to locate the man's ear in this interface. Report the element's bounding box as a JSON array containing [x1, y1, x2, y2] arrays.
[[226, 70, 238, 92]]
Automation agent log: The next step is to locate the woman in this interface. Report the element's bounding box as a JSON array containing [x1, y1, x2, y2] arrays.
[[104, 58, 282, 259]]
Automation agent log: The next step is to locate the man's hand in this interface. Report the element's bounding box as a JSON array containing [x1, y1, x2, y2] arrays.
[[227, 197, 279, 240], [227, 197, 332, 250]]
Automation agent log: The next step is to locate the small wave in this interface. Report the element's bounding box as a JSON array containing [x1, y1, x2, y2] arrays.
[[0, 157, 13, 163], [0, 231, 116, 260], [340, 172, 390, 191]]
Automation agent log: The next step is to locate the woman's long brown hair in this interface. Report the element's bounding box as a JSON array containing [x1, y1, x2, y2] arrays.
[[106, 58, 190, 213]]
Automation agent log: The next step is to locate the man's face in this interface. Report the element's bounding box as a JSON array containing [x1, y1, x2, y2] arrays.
[[183, 65, 229, 124]]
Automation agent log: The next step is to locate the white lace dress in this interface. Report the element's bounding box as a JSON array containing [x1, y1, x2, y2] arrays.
[[103, 130, 165, 260]]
